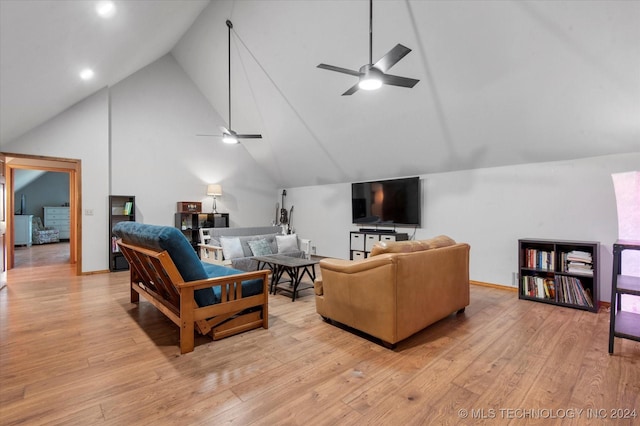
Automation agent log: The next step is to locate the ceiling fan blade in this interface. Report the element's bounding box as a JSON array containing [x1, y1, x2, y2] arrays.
[[382, 73, 420, 88], [236, 134, 262, 139], [317, 63, 361, 77], [342, 83, 360, 96], [373, 44, 412, 73]]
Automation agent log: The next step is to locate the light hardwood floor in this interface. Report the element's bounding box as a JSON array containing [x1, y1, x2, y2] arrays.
[[1, 257, 638, 425], [12, 241, 70, 268]]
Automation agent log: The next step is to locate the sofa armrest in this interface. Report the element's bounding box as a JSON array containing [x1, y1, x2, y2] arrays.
[[198, 243, 231, 266], [319, 255, 393, 274], [317, 255, 398, 341], [297, 237, 311, 258]]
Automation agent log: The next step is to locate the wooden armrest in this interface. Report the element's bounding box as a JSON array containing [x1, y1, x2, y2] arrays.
[[198, 244, 227, 265], [175, 269, 271, 291], [297, 237, 311, 257], [198, 243, 222, 250]]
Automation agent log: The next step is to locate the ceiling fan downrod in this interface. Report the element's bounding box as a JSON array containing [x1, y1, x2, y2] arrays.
[[367, 0, 373, 66], [226, 19, 233, 131]]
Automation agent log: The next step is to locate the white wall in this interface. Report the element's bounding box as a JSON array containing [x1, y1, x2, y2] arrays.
[[1, 89, 110, 272], [15, 171, 69, 216], [284, 152, 640, 303], [110, 54, 278, 227], [2, 54, 279, 273]]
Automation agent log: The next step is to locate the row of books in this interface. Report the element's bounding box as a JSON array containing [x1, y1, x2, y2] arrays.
[[560, 250, 593, 276], [123, 201, 134, 215], [556, 275, 594, 307], [524, 248, 594, 276], [111, 236, 120, 253], [522, 275, 593, 307], [523, 249, 555, 270], [522, 276, 555, 299]]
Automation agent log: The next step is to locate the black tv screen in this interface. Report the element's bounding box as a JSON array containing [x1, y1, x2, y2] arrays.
[[351, 177, 421, 227]]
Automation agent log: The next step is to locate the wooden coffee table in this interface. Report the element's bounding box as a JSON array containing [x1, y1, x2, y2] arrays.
[[253, 254, 319, 301]]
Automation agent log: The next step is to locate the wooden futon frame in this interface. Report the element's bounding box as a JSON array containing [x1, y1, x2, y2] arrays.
[[117, 240, 270, 354]]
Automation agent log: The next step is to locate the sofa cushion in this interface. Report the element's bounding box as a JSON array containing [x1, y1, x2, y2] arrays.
[[220, 236, 244, 259], [198, 262, 264, 306], [248, 238, 273, 256], [370, 235, 456, 256], [112, 222, 207, 282], [276, 234, 298, 253]]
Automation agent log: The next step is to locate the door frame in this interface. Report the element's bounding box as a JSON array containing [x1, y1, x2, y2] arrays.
[[2, 152, 81, 275]]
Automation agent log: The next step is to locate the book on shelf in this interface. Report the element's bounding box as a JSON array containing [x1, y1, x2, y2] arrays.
[[524, 248, 555, 270], [111, 236, 120, 253], [522, 276, 555, 300], [561, 250, 593, 275], [556, 275, 593, 307], [123, 201, 133, 216]]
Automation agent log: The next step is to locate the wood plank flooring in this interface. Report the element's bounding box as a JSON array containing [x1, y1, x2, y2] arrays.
[[1, 260, 638, 425], [12, 241, 70, 269]]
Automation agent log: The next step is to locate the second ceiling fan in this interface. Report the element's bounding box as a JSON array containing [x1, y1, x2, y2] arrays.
[[199, 19, 261, 144], [317, 0, 419, 96]]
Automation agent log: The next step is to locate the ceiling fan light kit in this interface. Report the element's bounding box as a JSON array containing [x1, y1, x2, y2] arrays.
[[222, 132, 238, 144], [358, 65, 383, 91], [317, 0, 419, 96]]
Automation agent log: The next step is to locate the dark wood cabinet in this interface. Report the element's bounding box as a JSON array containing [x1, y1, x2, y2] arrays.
[[518, 239, 599, 312], [175, 212, 229, 251], [109, 195, 135, 271]]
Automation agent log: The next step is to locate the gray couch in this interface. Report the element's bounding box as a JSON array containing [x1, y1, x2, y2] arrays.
[[199, 226, 310, 271]]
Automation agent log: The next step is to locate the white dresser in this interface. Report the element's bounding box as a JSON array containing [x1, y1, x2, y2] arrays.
[[14, 215, 33, 246], [44, 207, 70, 239]]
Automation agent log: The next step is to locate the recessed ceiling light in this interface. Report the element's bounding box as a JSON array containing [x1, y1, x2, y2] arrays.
[[79, 68, 95, 81], [96, 1, 116, 18]]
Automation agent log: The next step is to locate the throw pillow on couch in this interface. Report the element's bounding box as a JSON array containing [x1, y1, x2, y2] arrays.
[[220, 236, 244, 259], [248, 239, 274, 256], [276, 234, 298, 253]]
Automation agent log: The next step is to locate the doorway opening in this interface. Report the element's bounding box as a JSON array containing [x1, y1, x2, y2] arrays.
[[2, 153, 81, 275], [13, 170, 71, 269]]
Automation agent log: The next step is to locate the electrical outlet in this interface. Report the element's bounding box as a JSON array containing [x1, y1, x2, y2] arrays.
[[512, 272, 519, 287], [85, 209, 94, 216]]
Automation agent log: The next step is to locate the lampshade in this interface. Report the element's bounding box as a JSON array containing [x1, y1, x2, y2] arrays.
[[207, 184, 222, 196]]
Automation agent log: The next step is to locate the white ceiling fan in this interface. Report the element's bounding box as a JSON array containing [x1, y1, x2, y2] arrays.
[[198, 20, 262, 144], [317, 0, 419, 96]]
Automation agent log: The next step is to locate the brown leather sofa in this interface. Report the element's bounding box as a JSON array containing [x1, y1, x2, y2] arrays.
[[314, 235, 470, 347]]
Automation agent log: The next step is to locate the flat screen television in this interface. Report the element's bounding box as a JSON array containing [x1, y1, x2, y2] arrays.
[[351, 177, 421, 227]]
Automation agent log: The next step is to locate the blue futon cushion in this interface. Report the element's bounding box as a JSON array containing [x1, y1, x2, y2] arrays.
[[112, 222, 263, 307]]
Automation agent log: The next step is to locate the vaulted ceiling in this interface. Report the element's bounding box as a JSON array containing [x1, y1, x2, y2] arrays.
[[1, 0, 638, 187]]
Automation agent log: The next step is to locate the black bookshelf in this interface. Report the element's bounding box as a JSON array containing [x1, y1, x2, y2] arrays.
[[518, 239, 599, 313], [175, 212, 229, 252], [109, 195, 135, 271]]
